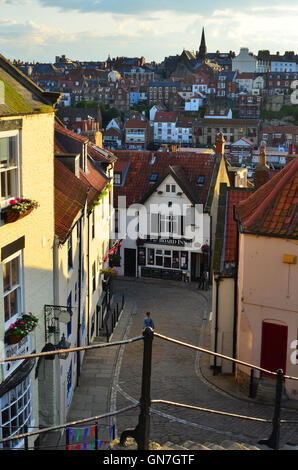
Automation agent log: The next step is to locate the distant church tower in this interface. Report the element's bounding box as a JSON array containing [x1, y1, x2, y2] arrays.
[[198, 27, 207, 61]]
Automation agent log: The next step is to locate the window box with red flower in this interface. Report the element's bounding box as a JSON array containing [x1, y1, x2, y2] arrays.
[[4, 198, 39, 223], [5, 312, 39, 345]]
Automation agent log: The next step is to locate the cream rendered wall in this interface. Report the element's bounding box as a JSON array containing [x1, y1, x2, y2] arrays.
[[53, 212, 84, 425], [236, 233, 298, 398], [210, 276, 235, 373], [88, 186, 111, 342], [0, 112, 55, 438]]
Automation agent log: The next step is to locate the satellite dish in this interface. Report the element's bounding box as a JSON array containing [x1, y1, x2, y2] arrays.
[[59, 310, 71, 324]]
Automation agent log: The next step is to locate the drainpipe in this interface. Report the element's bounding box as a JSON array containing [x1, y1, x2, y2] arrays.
[[213, 276, 221, 375], [232, 205, 240, 373], [76, 215, 82, 388], [87, 207, 90, 346]]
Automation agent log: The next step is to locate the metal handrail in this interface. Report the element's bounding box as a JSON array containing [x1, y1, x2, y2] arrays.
[[1, 330, 297, 450], [154, 332, 298, 381], [0, 403, 140, 446]]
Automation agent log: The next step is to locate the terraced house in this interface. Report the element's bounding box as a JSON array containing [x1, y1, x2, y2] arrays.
[[0, 53, 117, 448], [0, 54, 60, 449]]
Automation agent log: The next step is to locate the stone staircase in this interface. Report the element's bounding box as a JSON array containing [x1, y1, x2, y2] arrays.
[[110, 437, 298, 451]]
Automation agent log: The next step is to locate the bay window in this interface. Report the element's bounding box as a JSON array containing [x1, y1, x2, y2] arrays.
[[0, 375, 32, 448]]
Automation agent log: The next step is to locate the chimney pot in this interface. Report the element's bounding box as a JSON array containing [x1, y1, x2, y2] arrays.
[[215, 132, 225, 155]]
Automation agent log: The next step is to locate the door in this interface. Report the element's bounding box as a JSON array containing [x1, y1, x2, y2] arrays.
[[124, 248, 136, 277], [260, 322, 288, 377]]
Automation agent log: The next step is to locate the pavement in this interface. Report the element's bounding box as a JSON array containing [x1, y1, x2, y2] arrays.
[[39, 277, 298, 450]]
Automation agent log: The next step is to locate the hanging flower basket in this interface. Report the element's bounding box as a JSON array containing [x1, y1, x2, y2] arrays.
[[5, 198, 39, 224], [5, 312, 39, 345]]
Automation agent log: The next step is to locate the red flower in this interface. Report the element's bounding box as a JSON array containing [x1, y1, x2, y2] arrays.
[[9, 199, 16, 205]]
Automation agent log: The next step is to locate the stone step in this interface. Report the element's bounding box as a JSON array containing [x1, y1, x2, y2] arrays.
[[110, 438, 298, 451]]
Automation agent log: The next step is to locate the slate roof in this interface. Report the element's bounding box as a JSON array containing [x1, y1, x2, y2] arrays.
[[238, 158, 298, 238], [112, 151, 218, 208]]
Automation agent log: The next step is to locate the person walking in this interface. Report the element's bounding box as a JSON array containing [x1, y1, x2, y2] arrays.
[[142, 311, 154, 333]]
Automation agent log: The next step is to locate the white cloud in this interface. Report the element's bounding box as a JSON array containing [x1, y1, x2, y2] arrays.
[[1, 3, 298, 61]]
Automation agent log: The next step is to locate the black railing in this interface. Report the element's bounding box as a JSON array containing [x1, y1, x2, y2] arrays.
[[104, 296, 125, 342], [0, 329, 297, 451]]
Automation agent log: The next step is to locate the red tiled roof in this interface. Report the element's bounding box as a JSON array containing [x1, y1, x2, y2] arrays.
[[225, 188, 254, 262], [54, 159, 88, 242], [261, 126, 298, 134], [104, 127, 122, 137], [79, 159, 108, 210], [113, 150, 216, 207], [55, 121, 89, 143], [154, 111, 177, 123], [87, 143, 117, 163], [238, 158, 298, 238], [125, 119, 147, 129]]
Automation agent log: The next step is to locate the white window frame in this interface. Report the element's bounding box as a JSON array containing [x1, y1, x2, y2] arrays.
[[3, 250, 24, 331], [0, 130, 21, 208], [0, 375, 33, 448]]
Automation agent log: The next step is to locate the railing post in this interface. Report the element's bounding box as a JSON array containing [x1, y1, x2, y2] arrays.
[[66, 427, 70, 450], [137, 327, 153, 450], [249, 369, 255, 398], [120, 327, 153, 450], [259, 369, 283, 450], [95, 422, 98, 450], [24, 424, 28, 450]]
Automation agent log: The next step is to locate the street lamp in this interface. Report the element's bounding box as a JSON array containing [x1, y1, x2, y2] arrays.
[[56, 333, 71, 360]]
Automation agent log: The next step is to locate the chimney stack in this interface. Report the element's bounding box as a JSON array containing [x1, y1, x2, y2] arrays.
[[286, 142, 297, 165], [215, 132, 226, 155], [254, 141, 270, 189]]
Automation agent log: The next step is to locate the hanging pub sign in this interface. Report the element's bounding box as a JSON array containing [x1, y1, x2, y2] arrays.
[[138, 247, 146, 266]]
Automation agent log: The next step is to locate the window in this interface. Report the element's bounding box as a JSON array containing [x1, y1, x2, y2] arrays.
[[171, 185, 176, 193], [197, 175, 205, 186], [81, 254, 85, 284], [92, 262, 96, 292], [0, 376, 32, 448], [67, 292, 72, 339], [166, 184, 170, 192], [91, 210, 95, 239], [3, 253, 23, 326], [81, 307, 86, 341], [67, 361, 73, 407], [0, 132, 19, 206], [68, 235, 73, 271], [150, 173, 158, 183], [148, 248, 154, 265]]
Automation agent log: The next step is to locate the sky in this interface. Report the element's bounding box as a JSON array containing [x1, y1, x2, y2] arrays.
[[1, 0, 298, 63]]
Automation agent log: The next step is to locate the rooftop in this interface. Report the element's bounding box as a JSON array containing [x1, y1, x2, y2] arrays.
[[238, 158, 298, 238], [113, 150, 218, 208]]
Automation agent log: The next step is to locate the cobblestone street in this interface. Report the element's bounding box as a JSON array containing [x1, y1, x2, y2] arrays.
[[111, 278, 298, 448]]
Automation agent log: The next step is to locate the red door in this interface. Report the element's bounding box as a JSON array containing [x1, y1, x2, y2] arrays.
[[260, 322, 288, 377]]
